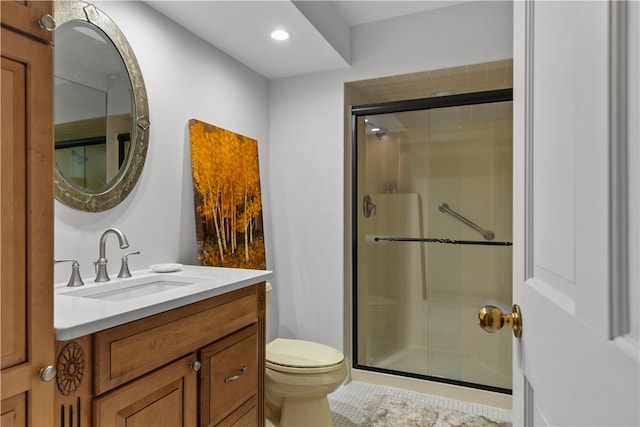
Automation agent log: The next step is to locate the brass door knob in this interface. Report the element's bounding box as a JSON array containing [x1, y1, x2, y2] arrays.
[[478, 304, 522, 338]]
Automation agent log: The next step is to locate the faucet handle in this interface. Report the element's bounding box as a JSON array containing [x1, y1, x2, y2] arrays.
[[118, 251, 140, 279], [55, 259, 85, 287]]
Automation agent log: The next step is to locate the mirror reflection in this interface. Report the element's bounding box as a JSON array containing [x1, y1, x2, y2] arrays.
[[53, 0, 149, 212], [54, 20, 132, 194]]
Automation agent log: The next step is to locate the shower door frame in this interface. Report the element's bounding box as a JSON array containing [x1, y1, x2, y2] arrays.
[[351, 88, 513, 394]]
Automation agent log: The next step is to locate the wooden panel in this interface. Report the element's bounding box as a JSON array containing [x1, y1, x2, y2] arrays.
[[54, 336, 93, 427], [94, 285, 259, 395], [0, 393, 26, 427], [93, 355, 197, 427], [0, 21, 54, 427], [214, 398, 256, 427], [200, 325, 258, 426], [0, 1, 52, 43], [1, 54, 27, 370], [256, 282, 265, 427]]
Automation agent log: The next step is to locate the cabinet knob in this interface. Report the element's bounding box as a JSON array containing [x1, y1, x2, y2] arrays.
[[38, 14, 56, 31], [39, 365, 57, 382], [190, 360, 201, 372]]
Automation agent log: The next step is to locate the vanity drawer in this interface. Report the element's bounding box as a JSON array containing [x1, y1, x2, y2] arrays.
[[216, 398, 257, 427], [94, 285, 259, 395], [201, 324, 258, 426]]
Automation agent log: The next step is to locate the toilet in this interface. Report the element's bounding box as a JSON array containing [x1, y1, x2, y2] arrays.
[[265, 284, 348, 427]]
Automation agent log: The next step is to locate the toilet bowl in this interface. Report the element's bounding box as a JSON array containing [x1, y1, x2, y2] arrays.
[[265, 285, 347, 427]]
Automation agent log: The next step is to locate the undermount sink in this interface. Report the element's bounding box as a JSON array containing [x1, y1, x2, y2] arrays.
[[60, 274, 208, 301]]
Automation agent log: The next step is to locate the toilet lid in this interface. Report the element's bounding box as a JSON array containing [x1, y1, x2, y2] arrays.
[[266, 338, 344, 372]]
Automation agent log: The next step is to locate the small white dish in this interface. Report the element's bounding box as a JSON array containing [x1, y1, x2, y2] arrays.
[[150, 263, 183, 273]]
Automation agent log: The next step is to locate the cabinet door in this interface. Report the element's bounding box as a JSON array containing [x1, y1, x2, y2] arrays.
[[1, 19, 54, 427], [200, 325, 258, 427], [93, 355, 198, 427], [0, 1, 53, 42]]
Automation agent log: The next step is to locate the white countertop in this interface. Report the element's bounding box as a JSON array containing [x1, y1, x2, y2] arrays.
[[54, 265, 273, 341]]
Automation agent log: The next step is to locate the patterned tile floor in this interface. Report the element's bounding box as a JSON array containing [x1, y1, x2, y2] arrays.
[[327, 381, 512, 427]]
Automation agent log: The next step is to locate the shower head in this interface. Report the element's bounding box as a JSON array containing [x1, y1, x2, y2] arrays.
[[375, 127, 387, 139], [365, 120, 388, 139]]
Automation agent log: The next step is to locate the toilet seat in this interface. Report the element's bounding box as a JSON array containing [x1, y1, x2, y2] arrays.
[[266, 338, 344, 374]]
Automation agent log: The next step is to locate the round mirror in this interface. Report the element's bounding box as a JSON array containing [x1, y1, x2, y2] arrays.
[[54, 1, 149, 212]]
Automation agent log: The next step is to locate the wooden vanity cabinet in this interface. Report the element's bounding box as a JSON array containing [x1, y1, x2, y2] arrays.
[[1, 1, 55, 426], [1, 1, 54, 42], [54, 283, 266, 427], [94, 354, 198, 426], [200, 324, 259, 426]]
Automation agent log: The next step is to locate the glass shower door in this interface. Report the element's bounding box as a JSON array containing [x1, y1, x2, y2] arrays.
[[354, 93, 513, 392]]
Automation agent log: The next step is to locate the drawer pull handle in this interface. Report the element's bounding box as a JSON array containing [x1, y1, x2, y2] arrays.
[[225, 366, 247, 383], [190, 360, 201, 372]]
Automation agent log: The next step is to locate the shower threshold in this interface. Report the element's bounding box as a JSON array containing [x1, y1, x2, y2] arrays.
[[350, 367, 512, 410]]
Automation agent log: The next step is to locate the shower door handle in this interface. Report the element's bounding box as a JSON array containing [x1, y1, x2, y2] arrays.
[[478, 303, 522, 338]]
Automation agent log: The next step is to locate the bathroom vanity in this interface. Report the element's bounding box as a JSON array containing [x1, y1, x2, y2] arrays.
[[53, 266, 271, 427]]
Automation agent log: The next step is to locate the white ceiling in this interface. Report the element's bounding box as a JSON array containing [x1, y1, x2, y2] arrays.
[[333, 1, 467, 26], [143, 1, 470, 80]]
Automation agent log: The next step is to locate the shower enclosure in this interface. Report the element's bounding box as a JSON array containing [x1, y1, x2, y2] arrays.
[[352, 89, 513, 393]]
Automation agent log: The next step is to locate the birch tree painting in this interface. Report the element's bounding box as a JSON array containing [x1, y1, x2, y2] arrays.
[[189, 119, 266, 269]]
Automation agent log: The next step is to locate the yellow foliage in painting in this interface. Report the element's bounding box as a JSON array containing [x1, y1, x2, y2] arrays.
[[189, 119, 265, 269]]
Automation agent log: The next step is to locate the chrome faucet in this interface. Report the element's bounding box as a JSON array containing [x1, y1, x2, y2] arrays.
[[94, 228, 129, 282], [55, 259, 85, 287]]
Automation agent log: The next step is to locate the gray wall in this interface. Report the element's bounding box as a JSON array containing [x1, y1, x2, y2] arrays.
[[54, 1, 513, 350], [269, 1, 513, 351], [54, 1, 272, 286]]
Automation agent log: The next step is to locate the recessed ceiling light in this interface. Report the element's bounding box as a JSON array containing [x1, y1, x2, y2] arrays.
[[271, 29, 291, 41]]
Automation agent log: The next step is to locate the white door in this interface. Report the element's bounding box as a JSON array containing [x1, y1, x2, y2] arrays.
[[510, 1, 639, 425]]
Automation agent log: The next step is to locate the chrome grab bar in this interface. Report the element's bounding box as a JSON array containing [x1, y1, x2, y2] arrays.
[[438, 202, 495, 241]]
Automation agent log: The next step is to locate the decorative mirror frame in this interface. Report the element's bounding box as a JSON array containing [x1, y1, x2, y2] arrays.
[[54, 1, 150, 212]]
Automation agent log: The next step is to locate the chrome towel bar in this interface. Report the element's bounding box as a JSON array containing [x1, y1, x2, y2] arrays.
[[373, 236, 512, 246]]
